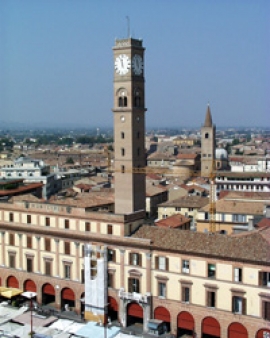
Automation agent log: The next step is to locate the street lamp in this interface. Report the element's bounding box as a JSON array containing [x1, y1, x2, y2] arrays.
[[21, 291, 37, 337]]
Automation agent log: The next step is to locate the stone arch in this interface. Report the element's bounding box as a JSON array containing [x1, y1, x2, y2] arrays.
[[177, 311, 195, 337], [201, 316, 220, 338], [61, 287, 75, 310], [42, 283, 55, 305], [256, 328, 270, 338], [154, 306, 171, 332], [24, 279, 37, 292], [126, 301, 143, 326], [228, 322, 248, 338], [7, 275, 19, 288]]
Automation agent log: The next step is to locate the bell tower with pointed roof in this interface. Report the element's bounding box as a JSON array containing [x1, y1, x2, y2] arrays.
[[201, 103, 216, 177]]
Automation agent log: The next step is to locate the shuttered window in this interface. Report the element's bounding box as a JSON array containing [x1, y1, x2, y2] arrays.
[[155, 256, 169, 271], [207, 291, 216, 308], [128, 278, 140, 293], [27, 236, 32, 249], [129, 253, 141, 266], [232, 296, 246, 314], [27, 215, 31, 224], [64, 242, 70, 255], [9, 233, 15, 246], [64, 219, 69, 229], [45, 238, 51, 251], [45, 261, 51, 276], [45, 217, 50, 226]]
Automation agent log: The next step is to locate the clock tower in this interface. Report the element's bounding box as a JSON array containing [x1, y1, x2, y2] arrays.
[[112, 38, 146, 215]]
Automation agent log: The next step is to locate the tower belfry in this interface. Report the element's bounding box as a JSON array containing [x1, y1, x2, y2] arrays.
[[112, 38, 146, 214], [201, 104, 216, 177]]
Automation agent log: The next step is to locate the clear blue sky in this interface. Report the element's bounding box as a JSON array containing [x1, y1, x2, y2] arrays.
[[0, 0, 269, 129]]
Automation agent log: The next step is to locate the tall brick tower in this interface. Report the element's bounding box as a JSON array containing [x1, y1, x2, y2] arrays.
[[112, 38, 146, 214], [201, 104, 216, 177]]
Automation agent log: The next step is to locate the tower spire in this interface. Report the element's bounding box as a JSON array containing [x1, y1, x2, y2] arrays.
[[204, 103, 213, 127]]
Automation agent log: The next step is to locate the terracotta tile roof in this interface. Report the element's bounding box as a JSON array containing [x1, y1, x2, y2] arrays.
[[146, 183, 167, 197], [200, 199, 267, 215], [221, 191, 270, 201], [159, 196, 209, 208], [256, 218, 270, 228], [155, 214, 191, 228], [132, 225, 270, 263], [176, 153, 199, 159]]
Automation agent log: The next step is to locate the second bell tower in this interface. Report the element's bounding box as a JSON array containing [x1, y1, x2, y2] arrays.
[[112, 38, 146, 215]]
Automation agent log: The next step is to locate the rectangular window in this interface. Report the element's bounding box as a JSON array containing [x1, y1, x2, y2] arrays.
[[121, 148, 125, 156], [64, 242, 70, 255], [259, 271, 270, 287], [108, 273, 114, 288], [182, 260, 190, 274], [128, 278, 140, 293], [108, 249, 116, 262], [27, 258, 33, 272], [107, 224, 113, 235], [121, 165, 125, 173], [27, 215, 31, 224], [45, 261, 51, 276], [9, 254, 15, 268], [182, 287, 190, 303], [85, 222, 91, 232], [9, 233, 15, 246], [262, 301, 270, 321], [45, 217, 50, 227], [64, 264, 71, 279], [158, 282, 166, 298], [81, 268, 85, 284], [9, 213, 14, 222], [234, 267, 242, 283], [208, 263, 216, 278], [175, 207, 181, 211], [205, 212, 209, 220], [130, 253, 141, 266], [27, 236, 32, 249], [232, 296, 246, 314], [207, 291, 216, 308], [44, 238, 51, 251], [121, 132, 125, 139], [64, 219, 69, 229], [156, 256, 168, 270]]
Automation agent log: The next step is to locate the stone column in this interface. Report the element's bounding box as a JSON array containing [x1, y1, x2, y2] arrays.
[[1, 232, 5, 266], [120, 249, 125, 288], [74, 242, 80, 281], [145, 252, 152, 293], [18, 234, 23, 269], [54, 284, 61, 310], [36, 236, 41, 273], [54, 239, 60, 277], [119, 298, 127, 327], [143, 302, 151, 332]]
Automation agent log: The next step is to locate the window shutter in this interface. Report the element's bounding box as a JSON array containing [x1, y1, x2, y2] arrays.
[[166, 257, 169, 271], [128, 278, 132, 292], [232, 296, 235, 312], [259, 271, 263, 286], [138, 254, 142, 266], [242, 298, 247, 315], [129, 253, 132, 265], [155, 257, 158, 269]]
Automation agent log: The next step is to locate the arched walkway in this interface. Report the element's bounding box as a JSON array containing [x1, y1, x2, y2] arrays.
[[24, 279, 37, 293], [228, 322, 248, 338], [202, 317, 220, 338], [108, 296, 118, 321], [61, 287, 75, 310], [127, 302, 143, 327], [42, 283, 55, 305], [7, 275, 19, 288], [154, 306, 171, 332], [177, 311, 195, 337], [256, 328, 270, 338]]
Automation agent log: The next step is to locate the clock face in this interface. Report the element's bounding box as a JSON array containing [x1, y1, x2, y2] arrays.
[[115, 54, 131, 75], [120, 115, 125, 122], [132, 54, 143, 75]]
